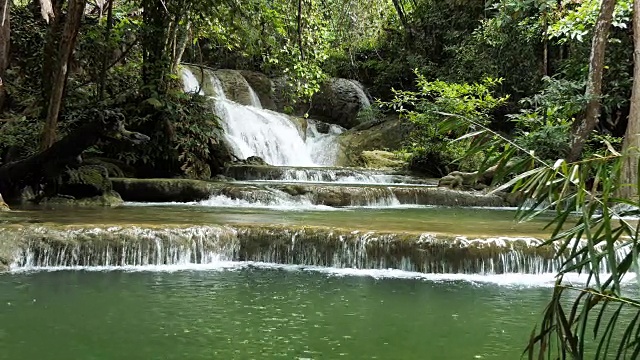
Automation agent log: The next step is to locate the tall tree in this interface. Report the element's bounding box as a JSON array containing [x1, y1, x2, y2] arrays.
[[619, 0, 640, 200], [566, 0, 617, 162], [0, 0, 10, 112], [40, 0, 87, 149]]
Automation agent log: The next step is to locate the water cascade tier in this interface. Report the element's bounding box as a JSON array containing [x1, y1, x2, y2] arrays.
[[112, 178, 511, 207], [181, 67, 343, 166], [2, 224, 628, 275], [225, 165, 438, 185]]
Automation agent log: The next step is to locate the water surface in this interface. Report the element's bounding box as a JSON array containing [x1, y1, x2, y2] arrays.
[[0, 268, 550, 360], [3, 205, 553, 237]]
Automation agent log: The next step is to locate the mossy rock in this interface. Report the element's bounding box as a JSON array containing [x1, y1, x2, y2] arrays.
[[280, 185, 311, 197], [60, 165, 112, 198], [360, 150, 407, 170], [43, 191, 124, 207], [336, 118, 415, 167], [112, 178, 219, 202], [214, 69, 257, 106], [308, 78, 371, 129]]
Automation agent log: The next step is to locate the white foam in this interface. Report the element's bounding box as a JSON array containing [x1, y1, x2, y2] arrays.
[[12, 261, 636, 288]]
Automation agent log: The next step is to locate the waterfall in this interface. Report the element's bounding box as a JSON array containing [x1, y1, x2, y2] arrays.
[[348, 79, 371, 108], [6, 225, 631, 276], [214, 100, 315, 166], [306, 120, 345, 166], [180, 67, 340, 166]]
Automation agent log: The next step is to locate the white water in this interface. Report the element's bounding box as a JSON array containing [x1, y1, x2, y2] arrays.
[[181, 67, 340, 166], [306, 120, 345, 166], [10, 261, 637, 288]]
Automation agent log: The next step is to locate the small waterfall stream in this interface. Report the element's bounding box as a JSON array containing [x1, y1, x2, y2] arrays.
[[5, 225, 631, 277], [181, 67, 342, 166]]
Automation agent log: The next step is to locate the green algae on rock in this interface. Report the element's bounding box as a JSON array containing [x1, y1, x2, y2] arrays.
[[111, 178, 220, 202]]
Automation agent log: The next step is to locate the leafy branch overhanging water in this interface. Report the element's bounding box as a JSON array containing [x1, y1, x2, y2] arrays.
[[438, 110, 640, 359]]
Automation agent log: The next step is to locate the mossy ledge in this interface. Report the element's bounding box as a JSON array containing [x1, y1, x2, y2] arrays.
[[1, 224, 559, 274], [112, 178, 512, 207]]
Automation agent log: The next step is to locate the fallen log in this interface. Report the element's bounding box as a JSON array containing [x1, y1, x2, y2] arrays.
[[0, 109, 149, 203]]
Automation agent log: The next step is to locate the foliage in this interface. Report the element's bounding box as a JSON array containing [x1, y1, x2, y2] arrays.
[[438, 103, 640, 359], [110, 89, 223, 179], [385, 73, 508, 175]]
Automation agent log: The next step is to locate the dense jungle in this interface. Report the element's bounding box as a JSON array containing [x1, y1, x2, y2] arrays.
[[1, 0, 640, 359]]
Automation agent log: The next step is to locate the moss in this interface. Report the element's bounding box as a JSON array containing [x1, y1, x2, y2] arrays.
[[60, 165, 112, 198], [111, 178, 221, 202], [360, 150, 407, 169], [43, 191, 124, 207], [336, 118, 415, 167]]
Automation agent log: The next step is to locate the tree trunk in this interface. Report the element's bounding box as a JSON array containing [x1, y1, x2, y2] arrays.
[[141, 0, 171, 96], [40, 0, 86, 150], [97, 0, 113, 101], [618, 0, 640, 200], [41, 0, 64, 106], [171, 21, 190, 74], [1, 111, 148, 202], [0, 0, 10, 112], [391, 0, 409, 35], [567, 0, 616, 162]]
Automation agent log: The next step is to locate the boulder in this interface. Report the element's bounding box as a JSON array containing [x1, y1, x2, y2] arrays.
[[360, 150, 407, 170], [336, 118, 415, 167], [43, 191, 124, 207], [239, 71, 278, 110], [308, 78, 372, 129], [58, 165, 112, 199], [112, 178, 218, 202], [0, 192, 8, 211], [214, 69, 261, 106]]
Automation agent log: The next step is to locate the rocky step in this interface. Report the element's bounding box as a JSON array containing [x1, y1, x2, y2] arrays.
[[225, 165, 437, 185], [111, 178, 518, 207], [2, 224, 559, 274]]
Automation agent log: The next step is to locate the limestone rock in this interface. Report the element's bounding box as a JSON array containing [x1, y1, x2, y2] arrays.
[[308, 78, 372, 129], [336, 118, 415, 167], [43, 190, 124, 207], [239, 70, 277, 110], [360, 150, 407, 170], [214, 69, 260, 106], [112, 178, 218, 202], [59, 165, 112, 199]]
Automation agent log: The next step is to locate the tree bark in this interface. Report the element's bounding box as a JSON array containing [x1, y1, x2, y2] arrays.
[[567, 0, 616, 162], [171, 21, 190, 74], [1, 111, 148, 202], [97, 0, 113, 101], [0, 0, 10, 112], [41, 0, 64, 106], [41, 0, 87, 150], [391, 0, 409, 35], [618, 0, 640, 200], [141, 0, 171, 96]]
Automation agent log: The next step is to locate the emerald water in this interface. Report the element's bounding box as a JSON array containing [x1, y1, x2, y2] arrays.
[[0, 267, 551, 360], [4, 205, 552, 237]]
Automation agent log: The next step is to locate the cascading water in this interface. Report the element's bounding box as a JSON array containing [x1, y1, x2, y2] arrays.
[[6, 225, 631, 277], [181, 67, 341, 166], [306, 120, 345, 166]]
